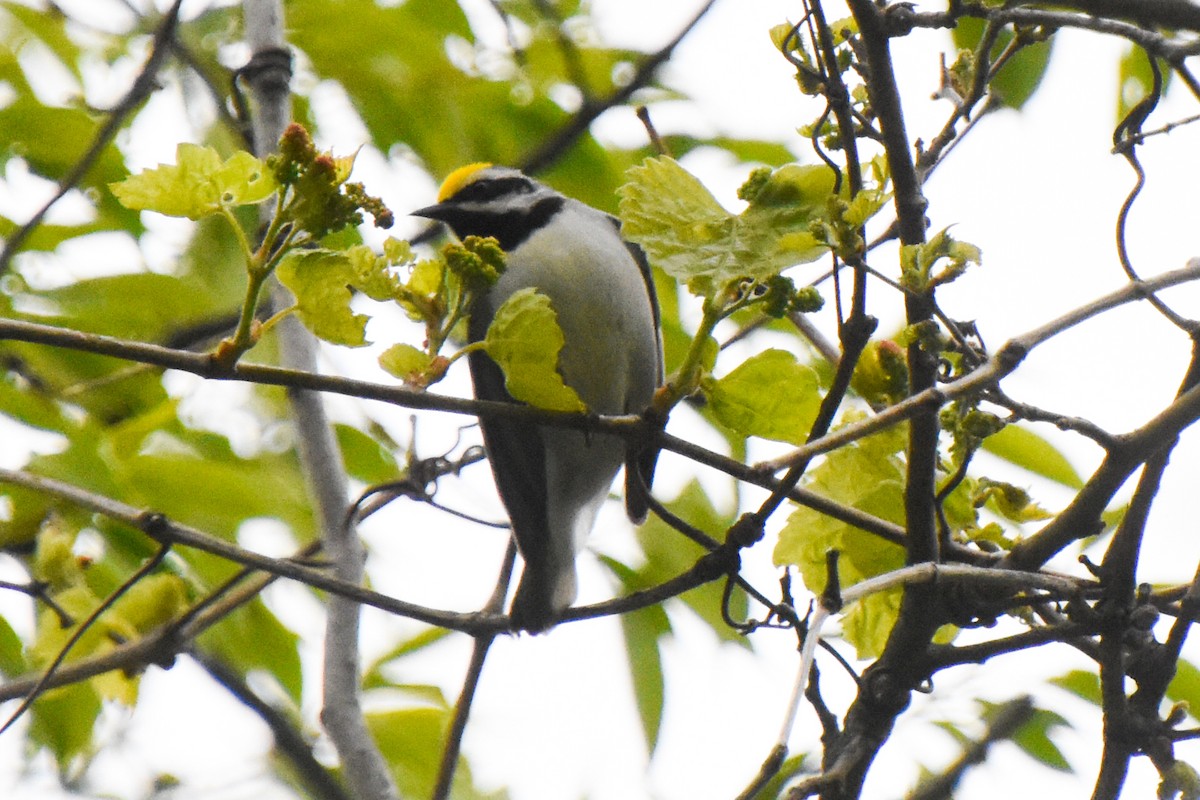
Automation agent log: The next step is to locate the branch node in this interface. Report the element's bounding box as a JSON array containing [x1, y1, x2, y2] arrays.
[[728, 511, 766, 549]]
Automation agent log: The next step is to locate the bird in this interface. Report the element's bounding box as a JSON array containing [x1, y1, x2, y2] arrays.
[[412, 164, 662, 633]]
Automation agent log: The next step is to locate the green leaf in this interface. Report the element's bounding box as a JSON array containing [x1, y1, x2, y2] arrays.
[[367, 699, 502, 800], [521, 33, 643, 99], [952, 17, 1053, 109], [633, 481, 747, 644], [0, 98, 139, 239], [840, 586, 902, 660], [774, 419, 908, 658], [982, 424, 1083, 489], [0, 216, 129, 253], [378, 343, 434, 383], [1, 3, 84, 82], [604, 556, 669, 753], [29, 681, 101, 768], [291, 0, 604, 188], [753, 753, 809, 800], [336, 424, 402, 485], [653, 135, 796, 167], [1167, 659, 1200, 719], [932, 719, 974, 748], [1116, 45, 1172, 124], [704, 349, 821, 445], [0, 614, 27, 677], [1, 342, 169, 424], [0, 371, 78, 434], [0, 431, 114, 548], [276, 249, 370, 347], [14, 272, 227, 342], [362, 628, 452, 689], [622, 604, 669, 753], [198, 598, 303, 703], [369, 705, 447, 797], [110, 144, 276, 220], [483, 287, 586, 412], [181, 211, 262, 308], [1004, 704, 1072, 772], [619, 157, 835, 297], [114, 446, 314, 542], [107, 573, 189, 635]]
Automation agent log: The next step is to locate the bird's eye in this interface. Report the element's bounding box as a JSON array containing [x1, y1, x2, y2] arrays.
[[455, 176, 535, 204]]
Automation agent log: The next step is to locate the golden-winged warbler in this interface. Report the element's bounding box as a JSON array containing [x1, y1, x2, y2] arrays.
[[413, 164, 661, 633]]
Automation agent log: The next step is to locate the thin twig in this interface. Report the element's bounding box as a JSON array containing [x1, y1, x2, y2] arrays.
[[0, 467, 497, 632], [194, 649, 352, 800], [432, 542, 517, 800], [520, 0, 720, 174], [0, 544, 170, 736], [758, 259, 1200, 473], [0, 0, 185, 276]]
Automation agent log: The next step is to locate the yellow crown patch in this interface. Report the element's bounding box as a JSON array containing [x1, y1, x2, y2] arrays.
[[437, 162, 493, 203]]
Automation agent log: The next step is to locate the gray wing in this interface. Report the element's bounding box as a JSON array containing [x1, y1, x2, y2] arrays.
[[467, 298, 557, 630], [614, 220, 663, 524]]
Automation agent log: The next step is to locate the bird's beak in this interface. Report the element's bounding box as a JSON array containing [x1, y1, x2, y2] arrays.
[[410, 202, 448, 221]]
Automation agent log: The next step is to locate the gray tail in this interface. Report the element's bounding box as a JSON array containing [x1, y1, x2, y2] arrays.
[[509, 568, 556, 634], [509, 558, 575, 634]]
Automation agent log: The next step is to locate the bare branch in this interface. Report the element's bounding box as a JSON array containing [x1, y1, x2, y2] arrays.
[[759, 259, 1200, 473]]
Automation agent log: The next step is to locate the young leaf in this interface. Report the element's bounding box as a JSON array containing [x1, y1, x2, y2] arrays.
[[900, 227, 981, 293], [619, 157, 836, 297], [483, 287, 586, 412], [703, 348, 821, 445], [110, 144, 276, 219], [1160, 761, 1200, 800], [976, 479, 1053, 523], [379, 343, 434, 384], [774, 419, 909, 658], [107, 573, 189, 635], [276, 249, 370, 346]]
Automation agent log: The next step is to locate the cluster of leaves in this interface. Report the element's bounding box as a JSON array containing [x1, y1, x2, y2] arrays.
[[108, 127, 596, 413], [110, 125, 394, 365], [5, 0, 1198, 798], [44, 97, 1068, 781], [620, 156, 882, 433], [0, 0, 809, 793]]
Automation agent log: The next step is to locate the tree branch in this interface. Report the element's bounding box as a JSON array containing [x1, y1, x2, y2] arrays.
[[0, 313, 908, 544], [0, 0, 185, 276], [194, 649, 352, 800], [519, 0, 720, 174]]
